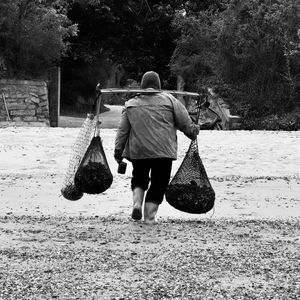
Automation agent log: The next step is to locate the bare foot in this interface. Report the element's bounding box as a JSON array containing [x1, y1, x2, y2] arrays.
[[144, 219, 158, 225]]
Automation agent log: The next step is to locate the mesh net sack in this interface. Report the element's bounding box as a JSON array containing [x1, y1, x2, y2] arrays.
[[165, 139, 215, 214], [61, 184, 83, 201], [74, 135, 113, 194], [61, 114, 96, 200]]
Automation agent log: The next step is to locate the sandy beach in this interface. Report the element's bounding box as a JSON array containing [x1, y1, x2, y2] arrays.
[[0, 114, 299, 299]]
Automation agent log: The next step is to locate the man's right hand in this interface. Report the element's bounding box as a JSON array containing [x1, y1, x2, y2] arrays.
[[192, 125, 200, 140]]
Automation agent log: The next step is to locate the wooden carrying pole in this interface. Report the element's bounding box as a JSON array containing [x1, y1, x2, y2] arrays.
[[93, 85, 203, 133], [93, 85, 103, 137], [2, 93, 11, 121], [98, 88, 200, 98]]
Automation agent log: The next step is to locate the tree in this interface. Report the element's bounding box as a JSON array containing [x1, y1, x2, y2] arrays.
[[66, 0, 181, 80], [0, 0, 77, 78], [60, 0, 187, 111], [170, 11, 219, 91], [216, 0, 300, 114], [171, 0, 300, 117]]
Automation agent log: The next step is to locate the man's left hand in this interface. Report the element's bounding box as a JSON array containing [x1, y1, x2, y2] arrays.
[[114, 149, 123, 163]]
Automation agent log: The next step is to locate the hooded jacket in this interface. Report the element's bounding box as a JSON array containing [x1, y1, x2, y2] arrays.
[[114, 91, 199, 160]]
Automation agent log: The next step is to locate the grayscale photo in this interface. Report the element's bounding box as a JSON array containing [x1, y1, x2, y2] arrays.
[[0, 0, 299, 299]]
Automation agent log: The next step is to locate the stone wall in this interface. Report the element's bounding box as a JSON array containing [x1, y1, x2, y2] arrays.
[[0, 79, 50, 127]]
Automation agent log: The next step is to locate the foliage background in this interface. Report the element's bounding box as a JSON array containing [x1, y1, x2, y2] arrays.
[[0, 0, 77, 78], [0, 0, 299, 129], [170, 0, 300, 129]]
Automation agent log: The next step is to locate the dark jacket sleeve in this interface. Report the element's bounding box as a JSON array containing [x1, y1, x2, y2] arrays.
[[115, 107, 131, 152]]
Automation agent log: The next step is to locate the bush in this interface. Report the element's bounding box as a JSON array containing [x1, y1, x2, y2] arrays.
[[171, 0, 300, 122], [0, 0, 77, 78], [240, 109, 300, 131]]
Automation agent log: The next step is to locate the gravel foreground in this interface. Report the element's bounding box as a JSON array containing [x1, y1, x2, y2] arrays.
[[1, 216, 299, 300], [1, 128, 300, 299]]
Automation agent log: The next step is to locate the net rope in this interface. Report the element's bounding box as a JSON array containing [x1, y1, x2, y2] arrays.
[[170, 139, 212, 188], [165, 96, 215, 214], [62, 114, 96, 189]]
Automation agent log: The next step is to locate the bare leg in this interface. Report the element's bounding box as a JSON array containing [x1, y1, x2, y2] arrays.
[[131, 187, 144, 220], [144, 202, 159, 224]]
